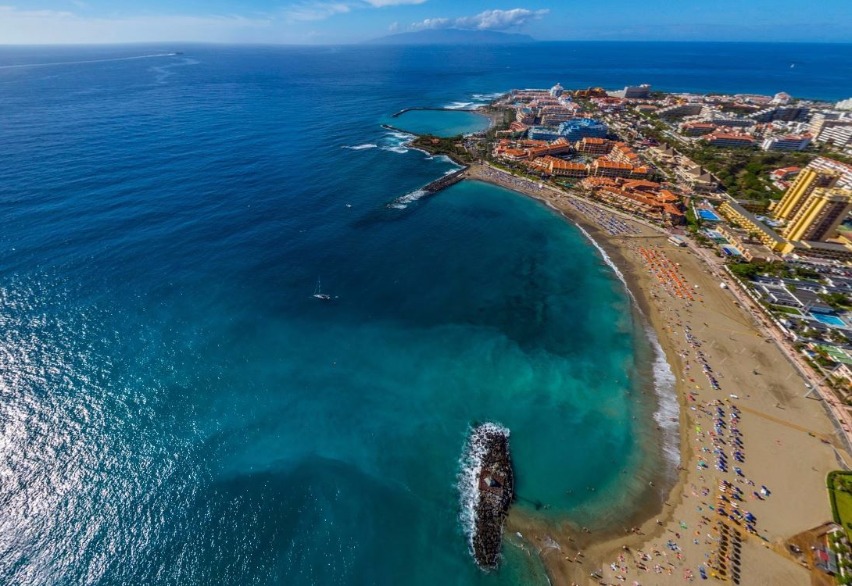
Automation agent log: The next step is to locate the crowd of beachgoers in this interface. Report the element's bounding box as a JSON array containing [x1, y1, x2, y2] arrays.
[[562, 198, 639, 237], [593, 267, 775, 586]]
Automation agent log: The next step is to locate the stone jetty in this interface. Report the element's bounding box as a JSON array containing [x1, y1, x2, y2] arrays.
[[423, 168, 467, 194], [464, 423, 514, 569]]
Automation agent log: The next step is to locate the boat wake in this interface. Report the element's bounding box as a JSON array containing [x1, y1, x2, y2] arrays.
[[343, 143, 378, 150], [0, 52, 177, 70]]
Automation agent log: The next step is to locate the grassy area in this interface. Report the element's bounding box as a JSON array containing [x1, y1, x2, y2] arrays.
[[771, 305, 802, 315], [829, 472, 852, 540]]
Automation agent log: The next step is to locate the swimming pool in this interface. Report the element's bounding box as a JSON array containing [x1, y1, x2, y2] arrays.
[[704, 229, 727, 242], [698, 209, 722, 222], [812, 313, 847, 327]]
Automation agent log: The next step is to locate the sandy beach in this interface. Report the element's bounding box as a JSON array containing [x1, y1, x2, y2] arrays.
[[463, 162, 850, 586]]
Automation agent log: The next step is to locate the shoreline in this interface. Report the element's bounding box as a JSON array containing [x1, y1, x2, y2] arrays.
[[460, 162, 850, 585]]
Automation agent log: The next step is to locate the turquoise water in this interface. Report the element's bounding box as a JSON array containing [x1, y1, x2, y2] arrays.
[[389, 109, 491, 136], [13, 40, 852, 584]]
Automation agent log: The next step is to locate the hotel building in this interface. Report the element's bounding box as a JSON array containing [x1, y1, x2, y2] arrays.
[[781, 188, 852, 242], [761, 134, 812, 152], [702, 132, 756, 148], [772, 168, 840, 221]]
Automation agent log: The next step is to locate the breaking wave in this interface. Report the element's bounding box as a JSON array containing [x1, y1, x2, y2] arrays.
[[457, 423, 510, 557], [343, 143, 378, 150], [387, 189, 428, 209], [444, 101, 475, 110]]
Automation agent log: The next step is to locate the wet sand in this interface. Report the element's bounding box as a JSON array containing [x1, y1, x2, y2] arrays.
[[463, 163, 848, 586]]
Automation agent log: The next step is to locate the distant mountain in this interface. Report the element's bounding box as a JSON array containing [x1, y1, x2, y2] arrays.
[[367, 29, 536, 45]]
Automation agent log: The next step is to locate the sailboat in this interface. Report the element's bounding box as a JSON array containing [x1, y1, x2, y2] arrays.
[[313, 278, 332, 301]]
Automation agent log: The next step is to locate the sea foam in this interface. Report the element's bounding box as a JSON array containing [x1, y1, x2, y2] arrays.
[[457, 422, 510, 559], [387, 189, 428, 209]]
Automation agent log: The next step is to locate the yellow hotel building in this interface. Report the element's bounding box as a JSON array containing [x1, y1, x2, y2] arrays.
[[772, 168, 840, 220], [782, 188, 852, 242]]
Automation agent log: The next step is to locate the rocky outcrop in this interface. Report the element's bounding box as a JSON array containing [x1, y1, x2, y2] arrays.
[[460, 423, 514, 569]]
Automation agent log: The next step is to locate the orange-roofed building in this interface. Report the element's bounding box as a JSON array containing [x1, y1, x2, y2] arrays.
[[575, 137, 612, 155], [703, 133, 755, 148], [622, 179, 661, 192], [608, 142, 641, 165], [548, 160, 589, 177], [591, 160, 636, 178]]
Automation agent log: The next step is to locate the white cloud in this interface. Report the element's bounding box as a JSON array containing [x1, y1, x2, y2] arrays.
[[0, 6, 273, 44], [363, 0, 427, 6], [412, 8, 548, 31], [283, 2, 351, 22]]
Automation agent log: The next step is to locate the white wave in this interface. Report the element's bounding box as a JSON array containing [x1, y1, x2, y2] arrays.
[[445, 101, 474, 110], [647, 325, 681, 469], [343, 143, 378, 150], [387, 189, 428, 209], [571, 221, 680, 471], [424, 154, 458, 166], [457, 423, 510, 560], [386, 130, 415, 141], [472, 92, 506, 102], [381, 130, 415, 155]]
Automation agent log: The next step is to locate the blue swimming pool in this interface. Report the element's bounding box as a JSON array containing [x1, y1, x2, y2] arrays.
[[698, 209, 722, 222], [812, 313, 847, 327]]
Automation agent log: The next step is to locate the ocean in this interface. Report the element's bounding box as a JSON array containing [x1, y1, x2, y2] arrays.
[[1, 42, 850, 585]]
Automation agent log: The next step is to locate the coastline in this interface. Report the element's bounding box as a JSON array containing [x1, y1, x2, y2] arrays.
[[461, 162, 850, 586]]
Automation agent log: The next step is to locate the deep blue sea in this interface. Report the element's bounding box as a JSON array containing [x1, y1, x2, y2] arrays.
[[1, 42, 850, 585]]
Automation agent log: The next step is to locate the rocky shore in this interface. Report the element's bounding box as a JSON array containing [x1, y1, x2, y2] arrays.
[[466, 423, 514, 569]]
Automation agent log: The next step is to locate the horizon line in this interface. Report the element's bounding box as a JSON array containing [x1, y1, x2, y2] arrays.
[[2, 39, 852, 47]]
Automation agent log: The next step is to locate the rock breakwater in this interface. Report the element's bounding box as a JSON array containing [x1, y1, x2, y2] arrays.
[[458, 423, 514, 569]]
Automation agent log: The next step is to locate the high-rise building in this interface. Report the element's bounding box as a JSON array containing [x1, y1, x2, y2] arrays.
[[781, 188, 852, 242], [773, 168, 840, 220]]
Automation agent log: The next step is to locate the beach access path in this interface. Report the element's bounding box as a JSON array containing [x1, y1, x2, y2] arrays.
[[462, 162, 849, 586]]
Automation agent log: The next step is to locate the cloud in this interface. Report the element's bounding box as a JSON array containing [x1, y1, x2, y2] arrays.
[[363, 0, 426, 6], [0, 6, 274, 44], [412, 8, 548, 31], [283, 2, 351, 22]]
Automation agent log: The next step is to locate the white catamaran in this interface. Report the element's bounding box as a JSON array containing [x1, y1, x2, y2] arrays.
[[313, 278, 332, 301]]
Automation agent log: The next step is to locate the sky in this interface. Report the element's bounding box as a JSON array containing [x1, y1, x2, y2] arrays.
[[1, 0, 851, 45]]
